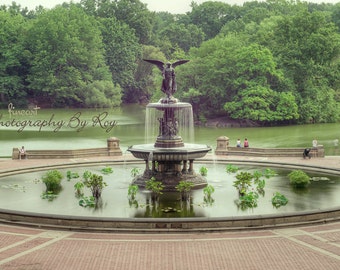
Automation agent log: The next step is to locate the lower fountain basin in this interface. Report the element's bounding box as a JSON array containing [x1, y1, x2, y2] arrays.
[[1, 159, 340, 231]]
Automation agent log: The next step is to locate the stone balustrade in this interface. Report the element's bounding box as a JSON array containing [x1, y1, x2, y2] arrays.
[[12, 137, 122, 159], [215, 136, 325, 157]]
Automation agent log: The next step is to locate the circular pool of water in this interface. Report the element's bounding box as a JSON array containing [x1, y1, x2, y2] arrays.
[[1, 160, 340, 231]]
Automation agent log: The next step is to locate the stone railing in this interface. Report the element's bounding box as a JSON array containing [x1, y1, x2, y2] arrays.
[[12, 137, 122, 159], [215, 136, 325, 157]]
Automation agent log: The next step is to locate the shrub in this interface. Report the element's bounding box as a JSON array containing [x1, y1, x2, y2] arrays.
[[128, 184, 139, 200], [203, 185, 215, 205], [176, 181, 194, 201], [233, 171, 253, 195], [74, 181, 84, 197], [83, 170, 92, 181], [67, 170, 79, 181], [237, 191, 259, 210], [83, 174, 107, 199], [272, 192, 289, 208], [288, 170, 310, 188], [42, 170, 63, 193], [131, 168, 141, 177], [226, 164, 239, 174], [145, 177, 164, 201], [176, 181, 194, 193], [252, 170, 263, 183], [263, 168, 277, 178], [203, 185, 215, 199], [79, 196, 96, 207], [101, 167, 113, 174], [199, 166, 208, 176]]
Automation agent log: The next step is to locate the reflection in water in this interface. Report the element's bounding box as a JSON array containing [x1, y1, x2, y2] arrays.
[[134, 193, 199, 218]]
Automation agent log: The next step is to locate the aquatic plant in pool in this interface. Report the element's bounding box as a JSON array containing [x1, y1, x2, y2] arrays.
[[83, 171, 107, 200], [271, 192, 289, 208], [128, 184, 139, 200], [237, 191, 259, 210], [232, 168, 277, 209], [176, 181, 194, 202], [288, 170, 311, 188], [74, 181, 84, 197], [42, 170, 63, 193], [203, 185, 215, 205], [226, 164, 239, 174], [199, 166, 208, 176], [67, 170, 79, 181], [145, 177, 164, 202]]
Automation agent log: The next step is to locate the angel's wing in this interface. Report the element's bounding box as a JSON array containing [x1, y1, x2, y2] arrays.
[[172, 60, 189, 69], [143, 59, 165, 72]]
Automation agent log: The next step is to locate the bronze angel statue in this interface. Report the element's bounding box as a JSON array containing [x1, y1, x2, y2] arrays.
[[143, 59, 189, 98]]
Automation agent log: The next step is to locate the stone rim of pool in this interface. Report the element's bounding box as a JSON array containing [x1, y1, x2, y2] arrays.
[[1, 157, 340, 232]]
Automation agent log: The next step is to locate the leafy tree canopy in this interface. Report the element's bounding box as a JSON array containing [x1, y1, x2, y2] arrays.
[[0, 0, 339, 125], [25, 5, 121, 107]]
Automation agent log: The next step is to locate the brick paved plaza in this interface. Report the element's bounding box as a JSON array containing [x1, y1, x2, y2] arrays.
[[0, 221, 339, 269]]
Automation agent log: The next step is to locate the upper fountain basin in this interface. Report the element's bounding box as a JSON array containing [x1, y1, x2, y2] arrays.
[[128, 143, 211, 161], [147, 101, 192, 110]]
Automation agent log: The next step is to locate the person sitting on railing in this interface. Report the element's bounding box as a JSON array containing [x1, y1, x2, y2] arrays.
[[236, 139, 241, 147], [303, 148, 311, 159], [312, 139, 318, 148], [19, 146, 26, 160]]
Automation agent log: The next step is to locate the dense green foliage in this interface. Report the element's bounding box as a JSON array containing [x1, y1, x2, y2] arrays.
[[42, 170, 63, 193], [1, 0, 339, 124], [83, 173, 107, 199], [176, 180, 194, 201], [288, 170, 311, 188], [145, 176, 164, 201], [271, 192, 289, 208]]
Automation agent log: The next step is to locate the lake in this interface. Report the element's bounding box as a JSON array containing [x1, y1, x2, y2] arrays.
[[0, 104, 339, 157]]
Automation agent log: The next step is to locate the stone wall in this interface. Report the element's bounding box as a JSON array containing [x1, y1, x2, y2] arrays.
[[215, 136, 325, 157], [12, 137, 122, 159]]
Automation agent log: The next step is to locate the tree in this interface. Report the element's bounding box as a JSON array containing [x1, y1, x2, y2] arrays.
[[93, 0, 155, 44], [189, 1, 236, 39], [270, 10, 340, 122], [222, 44, 298, 123], [25, 5, 120, 107], [130, 45, 167, 103], [178, 35, 242, 115], [99, 17, 141, 100], [158, 23, 205, 53], [0, 11, 27, 105], [331, 3, 340, 30]]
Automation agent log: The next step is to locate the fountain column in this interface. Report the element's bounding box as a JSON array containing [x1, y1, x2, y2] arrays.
[[182, 160, 188, 173], [189, 160, 194, 172]]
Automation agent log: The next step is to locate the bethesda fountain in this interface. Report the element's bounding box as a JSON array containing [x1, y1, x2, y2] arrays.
[[128, 59, 211, 191]]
